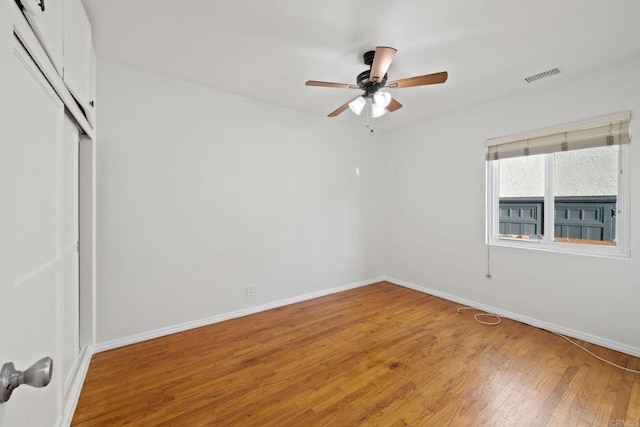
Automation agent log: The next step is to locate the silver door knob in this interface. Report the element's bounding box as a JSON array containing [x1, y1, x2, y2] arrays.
[[0, 357, 53, 403]]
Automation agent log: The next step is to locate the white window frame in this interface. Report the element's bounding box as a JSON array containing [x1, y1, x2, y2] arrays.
[[486, 128, 631, 259]]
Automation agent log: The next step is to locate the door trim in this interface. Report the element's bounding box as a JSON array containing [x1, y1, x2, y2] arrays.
[[79, 136, 96, 348], [59, 345, 93, 427]]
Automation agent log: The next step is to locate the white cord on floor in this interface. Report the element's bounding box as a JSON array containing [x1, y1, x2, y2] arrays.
[[457, 306, 640, 374], [456, 307, 501, 325], [553, 333, 640, 373]]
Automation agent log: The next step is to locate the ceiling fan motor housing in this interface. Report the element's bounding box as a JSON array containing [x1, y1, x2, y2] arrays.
[[363, 50, 376, 66], [358, 50, 388, 95], [356, 70, 387, 96]]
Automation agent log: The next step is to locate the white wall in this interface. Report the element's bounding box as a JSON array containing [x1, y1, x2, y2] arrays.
[[96, 60, 386, 343], [97, 55, 640, 354], [386, 56, 640, 352]]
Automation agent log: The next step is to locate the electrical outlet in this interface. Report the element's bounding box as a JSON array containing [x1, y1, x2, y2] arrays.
[[246, 284, 255, 297]]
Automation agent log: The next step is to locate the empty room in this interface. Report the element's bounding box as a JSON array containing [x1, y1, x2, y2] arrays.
[[1, 0, 640, 426]]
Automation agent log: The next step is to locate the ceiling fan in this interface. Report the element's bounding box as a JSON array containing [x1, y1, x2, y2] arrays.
[[306, 46, 448, 119]]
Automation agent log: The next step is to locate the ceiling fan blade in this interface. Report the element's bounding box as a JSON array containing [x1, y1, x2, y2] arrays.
[[370, 46, 397, 83], [387, 71, 448, 89], [306, 80, 358, 89], [387, 97, 403, 112], [328, 96, 360, 117]]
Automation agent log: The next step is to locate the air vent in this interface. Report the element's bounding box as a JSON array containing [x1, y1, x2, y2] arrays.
[[524, 67, 561, 84]]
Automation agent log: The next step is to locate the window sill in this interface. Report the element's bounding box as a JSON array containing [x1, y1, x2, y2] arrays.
[[488, 238, 630, 259]]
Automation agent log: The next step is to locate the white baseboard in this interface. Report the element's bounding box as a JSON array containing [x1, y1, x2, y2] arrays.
[[59, 345, 94, 427], [95, 277, 385, 353], [384, 276, 640, 358]]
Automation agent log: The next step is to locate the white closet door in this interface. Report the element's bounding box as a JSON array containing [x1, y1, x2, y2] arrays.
[[63, 0, 94, 120], [60, 112, 80, 399], [20, 0, 64, 74], [0, 37, 78, 427]]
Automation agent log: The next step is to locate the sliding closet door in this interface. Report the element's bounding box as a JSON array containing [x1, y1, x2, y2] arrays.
[[0, 37, 79, 427], [60, 111, 80, 403]]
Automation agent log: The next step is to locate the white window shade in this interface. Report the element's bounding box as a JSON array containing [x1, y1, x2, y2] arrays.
[[486, 111, 631, 161]]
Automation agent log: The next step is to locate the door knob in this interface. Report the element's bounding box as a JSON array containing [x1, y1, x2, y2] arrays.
[[0, 357, 53, 403]]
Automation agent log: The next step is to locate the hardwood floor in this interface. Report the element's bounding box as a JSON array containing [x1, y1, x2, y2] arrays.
[[72, 282, 640, 426]]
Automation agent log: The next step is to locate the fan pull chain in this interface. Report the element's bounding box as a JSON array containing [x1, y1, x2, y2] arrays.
[[366, 98, 374, 133]]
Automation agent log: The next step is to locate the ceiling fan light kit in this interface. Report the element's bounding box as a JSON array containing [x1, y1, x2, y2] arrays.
[[373, 91, 391, 108], [371, 103, 387, 118], [349, 96, 367, 115], [348, 91, 391, 118], [305, 46, 448, 127]]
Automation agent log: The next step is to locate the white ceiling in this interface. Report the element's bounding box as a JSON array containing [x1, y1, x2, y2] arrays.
[[82, 0, 640, 132]]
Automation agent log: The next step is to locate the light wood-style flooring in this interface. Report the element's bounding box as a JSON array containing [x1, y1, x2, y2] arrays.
[[72, 282, 640, 426]]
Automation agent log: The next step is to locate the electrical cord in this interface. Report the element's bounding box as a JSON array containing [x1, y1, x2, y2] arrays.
[[457, 306, 640, 374], [457, 307, 500, 325]]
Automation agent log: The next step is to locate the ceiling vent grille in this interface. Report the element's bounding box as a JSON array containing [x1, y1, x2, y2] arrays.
[[524, 67, 561, 83]]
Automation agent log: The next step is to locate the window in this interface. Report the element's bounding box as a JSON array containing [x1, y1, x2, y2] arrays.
[[486, 112, 631, 257]]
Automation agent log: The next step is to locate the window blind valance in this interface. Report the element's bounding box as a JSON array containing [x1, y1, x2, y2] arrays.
[[486, 111, 631, 161]]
